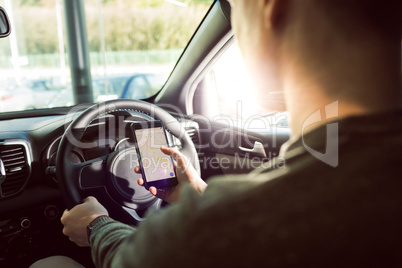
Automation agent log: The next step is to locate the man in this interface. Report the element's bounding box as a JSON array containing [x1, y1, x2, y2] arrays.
[[45, 0, 402, 267]]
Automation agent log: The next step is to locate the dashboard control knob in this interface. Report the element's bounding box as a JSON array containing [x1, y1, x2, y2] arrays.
[[20, 218, 31, 229], [44, 205, 59, 220]]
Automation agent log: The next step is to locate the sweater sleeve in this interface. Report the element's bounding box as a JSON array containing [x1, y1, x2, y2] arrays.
[[89, 216, 137, 268], [89, 174, 263, 268], [89, 183, 204, 268]]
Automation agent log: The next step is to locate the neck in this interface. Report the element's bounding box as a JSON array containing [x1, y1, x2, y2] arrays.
[[283, 40, 401, 139]]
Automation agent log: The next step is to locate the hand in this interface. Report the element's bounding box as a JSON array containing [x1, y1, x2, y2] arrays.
[[61, 196, 109, 247], [136, 146, 207, 203]]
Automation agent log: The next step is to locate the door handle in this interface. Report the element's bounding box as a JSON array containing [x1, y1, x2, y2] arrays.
[[238, 141, 266, 157]]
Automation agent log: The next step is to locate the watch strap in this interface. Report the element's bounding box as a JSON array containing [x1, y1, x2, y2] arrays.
[[86, 215, 109, 244]]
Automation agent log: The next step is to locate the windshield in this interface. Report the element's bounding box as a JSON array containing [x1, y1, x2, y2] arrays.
[[0, 0, 213, 113]]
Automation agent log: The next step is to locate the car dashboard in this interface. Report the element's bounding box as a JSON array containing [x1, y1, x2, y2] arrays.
[[0, 111, 200, 267]]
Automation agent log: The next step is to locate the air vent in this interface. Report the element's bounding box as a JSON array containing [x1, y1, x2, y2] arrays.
[[0, 141, 31, 198], [185, 126, 200, 148]]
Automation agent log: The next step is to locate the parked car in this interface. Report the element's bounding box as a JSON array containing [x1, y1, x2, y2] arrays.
[[47, 73, 165, 108], [0, 81, 33, 112], [0, 79, 65, 112], [24, 79, 64, 109]]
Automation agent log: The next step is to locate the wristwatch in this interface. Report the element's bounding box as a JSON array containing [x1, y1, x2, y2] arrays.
[[86, 216, 108, 244]]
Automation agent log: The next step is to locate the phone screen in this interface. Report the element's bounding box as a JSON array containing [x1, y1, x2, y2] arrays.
[[134, 126, 176, 183]]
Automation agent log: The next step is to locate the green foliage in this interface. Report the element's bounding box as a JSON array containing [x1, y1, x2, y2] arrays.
[[86, 4, 208, 52], [3, 0, 212, 55], [18, 7, 59, 54], [19, 0, 43, 6]]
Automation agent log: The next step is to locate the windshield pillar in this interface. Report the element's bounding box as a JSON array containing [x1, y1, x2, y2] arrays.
[[63, 0, 93, 104]]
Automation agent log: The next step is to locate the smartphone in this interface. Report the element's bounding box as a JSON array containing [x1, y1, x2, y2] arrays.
[[131, 121, 178, 190]]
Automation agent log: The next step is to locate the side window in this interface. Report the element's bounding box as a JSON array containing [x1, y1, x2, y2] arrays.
[[205, 42, 289, 128]]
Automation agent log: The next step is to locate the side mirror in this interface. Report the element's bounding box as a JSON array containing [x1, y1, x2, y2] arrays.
[[0, 6, 11, 38]]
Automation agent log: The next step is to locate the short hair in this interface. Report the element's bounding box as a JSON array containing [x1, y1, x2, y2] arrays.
[[313, 0, 401, 40]]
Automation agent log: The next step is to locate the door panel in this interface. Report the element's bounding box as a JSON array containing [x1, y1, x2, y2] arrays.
[[194, 119, 290, 179]]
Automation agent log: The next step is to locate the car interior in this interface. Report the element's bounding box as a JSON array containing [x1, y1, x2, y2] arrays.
[[0, 1, 291, 267]]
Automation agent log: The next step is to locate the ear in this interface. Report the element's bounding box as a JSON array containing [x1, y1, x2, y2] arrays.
[[263, 0, 289, 30]]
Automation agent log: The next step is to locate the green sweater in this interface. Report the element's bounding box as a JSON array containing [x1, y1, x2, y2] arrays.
[[90, 110, 402, 267]]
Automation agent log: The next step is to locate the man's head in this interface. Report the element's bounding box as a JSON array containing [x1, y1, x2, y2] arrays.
[[228, 0, 401, 118]]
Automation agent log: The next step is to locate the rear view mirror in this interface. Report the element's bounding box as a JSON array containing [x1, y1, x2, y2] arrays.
[[0, 6, 11, 38]]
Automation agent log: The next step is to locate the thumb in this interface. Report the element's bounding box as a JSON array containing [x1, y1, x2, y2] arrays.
[[160, 146, 187, 168]]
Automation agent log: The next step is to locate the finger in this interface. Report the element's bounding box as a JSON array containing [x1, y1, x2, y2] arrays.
[[83, 196, 97, 203], [83, 196, 92, 202], [160, 146, 186, 167], [60, 209, 69, 224], [137, 178, 144, 186], [149, 186, 166, 200], [160, 146, 179, 156], [134, 166, 141, 173], [149, 186, 157, 196], [161, 147, 178, 168]]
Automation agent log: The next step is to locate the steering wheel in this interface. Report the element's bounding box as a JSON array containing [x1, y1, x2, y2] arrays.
[[56, 99, 199, 224]]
